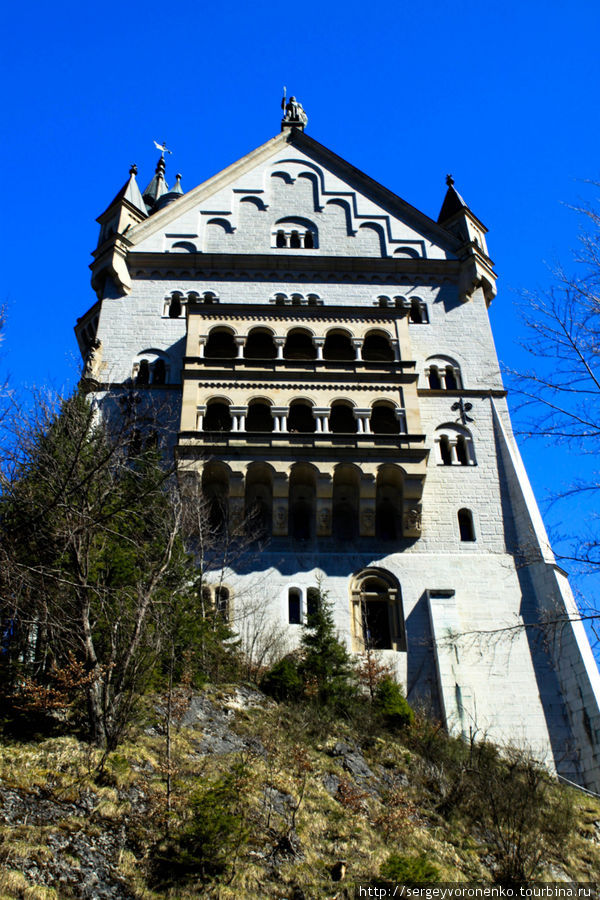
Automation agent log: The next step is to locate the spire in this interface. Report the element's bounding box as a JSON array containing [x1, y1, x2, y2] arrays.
[[99, 163, 146, 217], [172, 173, 183, 195], [143, 153, 169, 211], [438, 173, 469, 223]]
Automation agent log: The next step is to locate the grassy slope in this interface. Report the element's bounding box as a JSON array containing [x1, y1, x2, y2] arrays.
[[0, 686, 599, 899]]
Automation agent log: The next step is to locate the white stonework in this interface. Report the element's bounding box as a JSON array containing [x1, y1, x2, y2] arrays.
[[77, 121, 600, 791]]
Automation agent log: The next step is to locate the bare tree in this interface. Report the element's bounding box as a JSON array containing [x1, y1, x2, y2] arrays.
[[511, 187, 600, 575]]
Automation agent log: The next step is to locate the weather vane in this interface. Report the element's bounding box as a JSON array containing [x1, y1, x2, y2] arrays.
[[153, 140, 172, 156]]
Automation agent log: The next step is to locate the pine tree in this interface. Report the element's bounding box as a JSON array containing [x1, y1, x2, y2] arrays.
[[299, 588, 357, 712]]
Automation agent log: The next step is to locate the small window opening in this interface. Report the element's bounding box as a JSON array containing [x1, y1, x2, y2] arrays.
[[458, 508, 476, 542], [214, 587, 230, 619], [371, 404, 400, 434], [456, 435, 469, 465], [169, 295, 182, 318], [290, 230, 301, 249], [276, 230, 286, 248], [409, 299, 428, 323], [204, 402, 232, 432], [440, 435, 453, 465], [288, 588, 302, 625], [445, 366, 458, 390], [329, 403, 357, 434], [363, 334, 394, 362], [290, 500, 312, 539], [205, 330, 236, 359], [152, 359, 166, 385], [136, 359, 150, 385], [288, 401, 315, 433], [428, 367, 442, 389], [304, 230, 314, 249], [246, 402, 273, 432]]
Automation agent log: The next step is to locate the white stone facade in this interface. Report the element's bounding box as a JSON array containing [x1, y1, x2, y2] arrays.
[[78, 124, 600, 790]]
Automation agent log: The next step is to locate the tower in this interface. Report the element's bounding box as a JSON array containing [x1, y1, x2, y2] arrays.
[[77, 101, 600, 791]]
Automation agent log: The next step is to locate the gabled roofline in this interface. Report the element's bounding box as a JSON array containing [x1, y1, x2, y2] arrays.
[[126, 129, 462, 253]]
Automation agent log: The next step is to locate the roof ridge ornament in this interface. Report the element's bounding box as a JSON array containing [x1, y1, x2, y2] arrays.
[[446, 173, 455, 187], [153, 140, 172, 157], [281, 87, 308, 132]]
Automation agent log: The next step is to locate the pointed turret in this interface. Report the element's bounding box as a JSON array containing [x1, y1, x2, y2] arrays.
[[91, 163, 148, 298], [438, 174, 497, 306], [438, 174, 469, 224], [100, 163, 147, 218], [143, 154, 169, 211], [154, 173, 184, 212]]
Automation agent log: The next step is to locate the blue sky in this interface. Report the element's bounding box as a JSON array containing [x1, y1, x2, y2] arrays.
[[2, 0, 600, 605]]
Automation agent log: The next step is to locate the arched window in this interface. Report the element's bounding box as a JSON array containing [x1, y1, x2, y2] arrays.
[[244, 328, 276, 359], [288, 400, 315, 433], [205, 328, 236, 359], [289, 464, 316, 541], [168, 294, 182, 318], [409, 298, 428, 324], [350, 568, 405, 652], [323, 330, 354, 361], [332, 465, 359, 541], [245, 462, 273, 537], [136, 359, 150, 385], [204, 400, 233, 432], [445, 366, 458, 390], [439, 435, 452, 466], [425, 356, 462, 390], [435, 425, 476, 466], [246, 400, 273, 432], [152, 359, 166, 385], [363, 332, 394, 362], [283, 329, 316, 360], [329, 401, 357, 434], [214, 587, 230, 619], [376, 465, 403, 541], [428, 366, 442, 389], [458, 508, 476, 542], [288, 588, 302, 624], [202, 462, 230, 534], [371, 402, 400, 434], [273, 218, 318, 249]]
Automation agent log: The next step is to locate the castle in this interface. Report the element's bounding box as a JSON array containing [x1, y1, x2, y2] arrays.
[[77, 99, 600, 791]]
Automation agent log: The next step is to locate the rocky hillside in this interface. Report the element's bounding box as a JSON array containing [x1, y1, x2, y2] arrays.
[[1, 685, 599, 899]]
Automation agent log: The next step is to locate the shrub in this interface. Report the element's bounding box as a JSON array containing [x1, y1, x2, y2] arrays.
[[151, 764, 250, 887], [380, 852, 440, 884], [375, 677, 414, 729], [260, 656, 303, 702]]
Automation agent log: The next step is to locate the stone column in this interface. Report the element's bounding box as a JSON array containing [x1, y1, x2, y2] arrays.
[[352, 339, 363, 361], [274, 337, 285, 360], [449, 440, 459, 465], [313, 337, 325, 361], [271, 407, 289, 432], [196, 405, 206, 431], [234, 336, 245, 359], [230, 407, 247, 432], [272, 472, 289, 536], [395, 408, 407, 433], [198, 337, 206, 358], [313, 408, 330, 433], [393, 341, 401, 362], [403, 502, 422, 538], [354, 409, 371, 434]]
